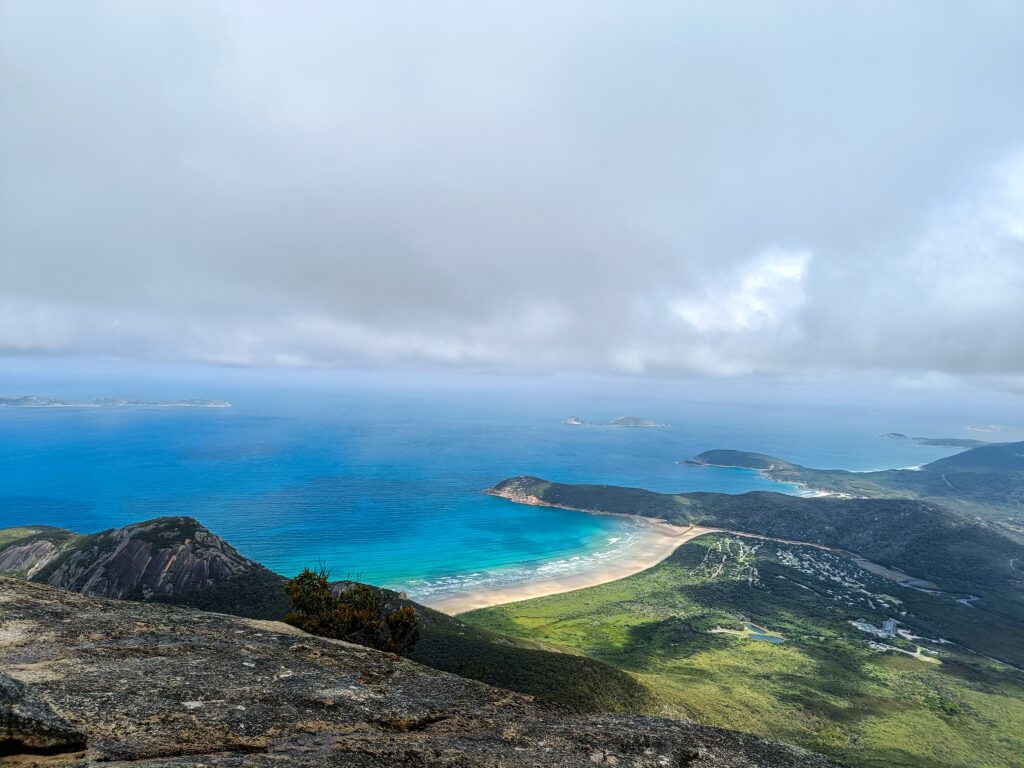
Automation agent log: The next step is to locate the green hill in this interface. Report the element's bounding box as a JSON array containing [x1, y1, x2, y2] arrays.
[[926, 441, 1023, 472], [464, 532, 1024, 768], [687, 450, 798, 471], [489, 476, 1024, 665], [680, 442, 1024, 523]]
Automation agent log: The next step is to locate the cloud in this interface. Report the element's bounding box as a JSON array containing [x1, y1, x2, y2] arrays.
[[802, 148, 1024, 374], [670, 249, 811, 334], [1, 2, 1023, 380]]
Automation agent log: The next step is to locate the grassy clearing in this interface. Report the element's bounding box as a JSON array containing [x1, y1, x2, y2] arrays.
[[0, 528, 39, 547], [0, 526, 71, 548]]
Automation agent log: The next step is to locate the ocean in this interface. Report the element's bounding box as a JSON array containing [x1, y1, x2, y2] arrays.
[[1, 364, 1021, 602]]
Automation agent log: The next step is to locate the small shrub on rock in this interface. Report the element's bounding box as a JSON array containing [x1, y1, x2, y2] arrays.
[[285, 566, 420, 654]]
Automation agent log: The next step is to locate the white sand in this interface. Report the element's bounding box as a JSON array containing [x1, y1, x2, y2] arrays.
[[420, 507, 909, 615], [422, 520, 718, 615]]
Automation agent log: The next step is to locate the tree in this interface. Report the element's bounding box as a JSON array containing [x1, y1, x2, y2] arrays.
[[284, 566, 419, 654]]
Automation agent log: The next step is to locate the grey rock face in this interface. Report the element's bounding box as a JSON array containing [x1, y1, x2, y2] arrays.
[[0, 537, 64, 578], [0, 517, 254, 599], [0, 578, 845, 767]]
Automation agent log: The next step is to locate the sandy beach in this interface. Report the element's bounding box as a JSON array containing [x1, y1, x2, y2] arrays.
[[422, 519, 718, 615], [419, 508, 916, 615]]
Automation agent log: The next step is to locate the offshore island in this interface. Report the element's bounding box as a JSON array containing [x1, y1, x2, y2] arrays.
[[0, 396, 232, 408], [563, 415, 668, 427]]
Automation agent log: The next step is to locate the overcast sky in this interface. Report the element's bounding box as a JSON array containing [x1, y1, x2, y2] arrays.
[[2, 2, 1023, 384]]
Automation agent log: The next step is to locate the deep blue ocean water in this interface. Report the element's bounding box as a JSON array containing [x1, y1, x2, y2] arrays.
[[2, 364, 1021, 601]]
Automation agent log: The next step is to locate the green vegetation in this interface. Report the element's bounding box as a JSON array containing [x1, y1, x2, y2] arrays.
[[0, 527, 50, 547], [174, 567, 652, 712], [153, 565, 291, 619], [493, 472, 1024, 662], [409, 601, 655, 712], [687, 449, 797, 471], [465, 534, 1024, 768], [285, 566, 421, 654], [690, 442, 1024, 523], [910, 438, 989, 448], [0, 526, 73, 553], [131, 516, 205, 550]]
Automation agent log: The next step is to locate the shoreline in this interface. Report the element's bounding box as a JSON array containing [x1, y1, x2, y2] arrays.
[[683, 459, 849, 499], [421, 518, 718, 615], [421, 489, 921, 615], [420, 474, 899, 615]]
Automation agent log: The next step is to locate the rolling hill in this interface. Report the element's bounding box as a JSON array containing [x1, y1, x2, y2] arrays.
[[488, 475, 1024, 662]]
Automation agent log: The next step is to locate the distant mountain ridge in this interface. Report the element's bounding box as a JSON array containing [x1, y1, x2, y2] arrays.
[[685, 441, 1024, 521]]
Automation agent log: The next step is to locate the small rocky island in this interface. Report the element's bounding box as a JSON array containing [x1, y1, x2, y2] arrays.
[[608, 416, 668, 428], [563, 416, 668, 428], [0, 396, 231, 408]]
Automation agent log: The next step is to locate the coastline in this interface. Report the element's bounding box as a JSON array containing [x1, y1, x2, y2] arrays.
[[420, 512, 918, 615], [421, 519, 717, 615], [421, 485, 902, 615], [686, 459, 851, 499]]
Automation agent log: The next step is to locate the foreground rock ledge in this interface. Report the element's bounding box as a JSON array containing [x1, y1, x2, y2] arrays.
[[0, 578, 843, 767]]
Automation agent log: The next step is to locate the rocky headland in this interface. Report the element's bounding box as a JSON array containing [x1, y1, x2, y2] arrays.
[[0, 517, 263, 601]]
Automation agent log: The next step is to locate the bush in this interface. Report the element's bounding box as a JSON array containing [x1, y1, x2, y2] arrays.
[[284, 566, 419, 654]]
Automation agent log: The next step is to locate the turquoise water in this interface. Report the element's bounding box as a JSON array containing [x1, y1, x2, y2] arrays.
[[745, 623, 786, 643], [1, 365, 1021, 601]]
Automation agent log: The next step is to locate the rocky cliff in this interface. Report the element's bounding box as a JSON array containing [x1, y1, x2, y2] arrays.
[[0, 517, 259, 600], [0, 578, 842, 767]]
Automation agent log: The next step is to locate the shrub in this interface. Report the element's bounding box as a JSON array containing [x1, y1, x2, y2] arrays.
[[284, 566, 419, 654]]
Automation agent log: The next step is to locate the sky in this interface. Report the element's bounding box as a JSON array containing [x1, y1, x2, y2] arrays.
[[1, 2, 1023, 386]]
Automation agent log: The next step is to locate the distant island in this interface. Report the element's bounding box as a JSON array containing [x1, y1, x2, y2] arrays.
[[911, 437, 990, 448], [878, 433, 990, 448], [0, 396, 231, 409], [562, 415, 668, 428]]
